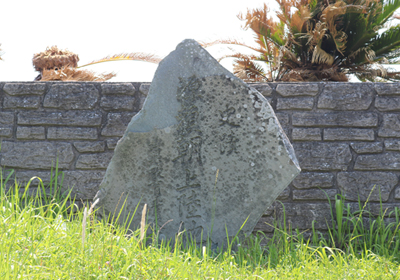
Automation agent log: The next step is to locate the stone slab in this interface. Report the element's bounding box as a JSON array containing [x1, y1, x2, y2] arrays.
[[350, 142, 383, 154], [323, 128, 375, 141], [355, 152, 400, 170], [378, 114, 400, 137], [47, 127, 98, 140], [293, 189, 337, 201], [101, 112, 137, 137], [375, 96, 400, 111], [3, 95, 41, 109], [76, 153, 113, 169], [18, 111, 102, 127], [292, 112, 378, 127], [3, 83, 46, 95], [375, 83, 400, 95], [292, 128, 321, 141], [44, 84, 99, 109], [100, 96, 135, 111], [248, 83, 273, 96], [16, 126, 45, 140], [292, 172, 334, 189], [101, 83, 135, 95], [94, 39, 301, 247], [277, 97, 314, 110], [276, 83, 319, 96], [0, 112, 14, 125], [384, 140, 400, 151], [73, 141, 105, 153], [62, 170, 106, 199]]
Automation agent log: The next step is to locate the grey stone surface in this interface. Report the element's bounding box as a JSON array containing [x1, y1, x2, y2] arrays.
[[62, 170, 105, 199], [292, 112, 378, 127], [248, 83, 273, 96], [16, 126, 45, 140], [2, 170, 54, 187], [0, 127, 12, 138], [378, 114, 400, 137], [323, 128, 374, 141], [44, 84, 99, 109], [292, 172, 334, 189], [18, 111, 102, 126], [375, 96, 400, 111], [375, 83, 400, 95], [100, 96, 135, 111], [318, 83, 374, 110], [294, 142, 352, 171], [0, 112, 14, 125], [276, 83, 319, 96], [337, 172, 398, 202], [139, 83, 151, 96], [101, 83, 135, 95], [76, 153, 113, 169], [3, 83, 46, 95], [47, 127, 98, 140], [101, 112, 137, 137], [355, 153, 400, 170], [4, 95, 41, 109], [293, 189, 337, 201], [106, 139, 120, 150], [73, 141, 105, 153], [292, 128, 321, 141], [275, 112, 289, 126], [94, 39, 300, 247], [350, 142, 383, 154], [384, 140, 400, 151], [395, 188, 400, 200], [277, 187, 290, 200], [277, 97, 314, 110], [0, 142, 74, 169]]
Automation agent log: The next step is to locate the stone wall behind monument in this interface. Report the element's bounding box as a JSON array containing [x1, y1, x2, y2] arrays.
[[1, 81, 399, 234]]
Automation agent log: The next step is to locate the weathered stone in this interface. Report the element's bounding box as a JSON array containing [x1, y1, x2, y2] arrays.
[[62, 171, 106, 199], [16, 126, 45, 140], [101, 112, 136, 137], [0, 142, 74, 169], [3, 83, 46, 95], [44, 84, 99, 109], [18, 111, 102, 127], [294, 142, 352, 171], [139, 83, 151, 96], [276, 83, 319, 96], [355, 153, 400, 170], [2, 170, 53, 187], [324, 128, 374, 141], [318, 83, 374, 110], [94, 39, 301, 247], [3, 95, 41, 109], [100, 96, 135, 111], [375, 96, 400, 111], [249, 83, 273, 96], [0, 127, 12, 138], [47, 127, 98, 140], [375, 83, 400, 95], [350, 142, 383, 154], [277, 97, 314, 110], [292, 128, 321, 141], [384, 140, 400, 151], [338, 172, 398, 202], [0, 112, 14, 125], [106, 139, 120, 150], [292, 112, 378, 127], [378, 114, 400, 137], [73, 141, 105, 153], [102, 83, 135, 95], [275, 112, 289, 126], [292, 173, 334, 189], [395, 188, 400, 200], [76, 153, 113, 169], [293, 189, 337, 200], [277, 187, 290, 200]]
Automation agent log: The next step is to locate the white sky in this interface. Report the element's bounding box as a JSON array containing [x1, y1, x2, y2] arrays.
[[0, 0, 274, 82]]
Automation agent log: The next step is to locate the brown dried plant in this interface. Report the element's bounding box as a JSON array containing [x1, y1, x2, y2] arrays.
[[40, 66, 116, 82]]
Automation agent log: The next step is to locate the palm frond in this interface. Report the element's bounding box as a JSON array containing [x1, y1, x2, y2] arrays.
[[376, 0, 400, 26], [199, 39, 265, 54], [77, 53, 162, 68], [370, 26, 400, 58], [233, 57, 269, 82], [40, 66, 116, 82]]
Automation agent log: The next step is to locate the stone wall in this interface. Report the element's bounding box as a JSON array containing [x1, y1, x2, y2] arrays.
[[1, 81, 399, 234]]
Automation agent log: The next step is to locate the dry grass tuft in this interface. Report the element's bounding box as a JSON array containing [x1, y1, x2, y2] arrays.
[[33, 46, 79, 72], [41, 66, 115, 82]]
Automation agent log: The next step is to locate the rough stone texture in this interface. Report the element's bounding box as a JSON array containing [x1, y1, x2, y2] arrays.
[[16, 126, 45, 140], [378, 114, 400, 137], [292, 173, 334, 189], [337, 172, 398, 202], [395, 188, 400, 200], [18, 111, 102, 127], [375, 96, 400, 111], [294, 142, 352, 171], [277, 97, 314, 110], [384, 140, 400, 151], [101, 113, 137, 136], [323, 128, 375, 141], [94, 40, 300, 246], [139, 83, 151, 96], [375, 83, 400, 95], [3, 83, 46, 95], [292, 112, 378, 127], [276, 83, 319, 96], [44, 84, 99, 109], [0, 142, 74, 169], [0, 128, 12, 138], [292, 128, 321, 141], [62, 171, 106, 199], [355, 153, 400, 170], [275, 112, 289, 126], [76, 153, 113, 169], [4, 95, 41, 109], [106, 139, 119, 150], [101, 83, 135, 95], [248, 83, 273, 96], [350, 142, 383, 154], [318, 83, 374, 110], [73, 141, 105, 153], [0, 112, 14, 125], [47, 127, 98, 140], [293, 189, 337, 200], [100, 96, 135, 111]]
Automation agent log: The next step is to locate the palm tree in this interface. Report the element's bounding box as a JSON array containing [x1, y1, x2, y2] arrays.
[[205, 0, 400, 82]]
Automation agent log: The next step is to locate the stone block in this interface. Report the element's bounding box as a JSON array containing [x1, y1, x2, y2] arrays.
[[248, 83, 273, 96], [350, 142, 383, 154], [73, 141, 105, 153], [0, 142, 74, 169], [101, 83, 135, 95], [293, 189, 337, 200], [355, 152, 400, 170], [106, 139, 120, 150], [378, 114, 400, 137], [139, 83, 151, 96], [18, 111, 102, 127], [375, 83, 400, 95], [277, 187, 290, 200], [0, 112, 14, 125], [292, 128, 321, 141], [277, 97, 314, 110], [100, 96, 135, 111], [276, 83, 319, 96], [292, 112, 378, 127], [47, 127, 98, 140], [62, 170, 106, 200], [294, 142, 352, 171], [2, 170, 53, 187], [3, 83, 46, 95], [292, 172, 334, 189], [3, 95, 41, 109], [75, 153, 113, 169], [275, 112, 289, 126], [44, 84, 99, 109], [337, 172, 397, 202], [324, 128, 374, 141], [16, 126, 45, 140], [395, 188, 400, 200], [0, 127, 12, 138], [101, 112, 136, 137], [318, 83, 374, 110], [384, 140, 400, 151], [375, 96, 400, 111]]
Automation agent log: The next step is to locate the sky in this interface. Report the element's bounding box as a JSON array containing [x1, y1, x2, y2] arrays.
[[0, 0, 275, 82]]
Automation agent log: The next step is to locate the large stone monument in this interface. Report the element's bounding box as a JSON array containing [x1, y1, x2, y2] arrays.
[[94, 39, 300, 247]]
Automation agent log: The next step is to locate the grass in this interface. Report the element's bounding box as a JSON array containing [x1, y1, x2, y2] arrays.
[[1, 168, 400, 279]]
